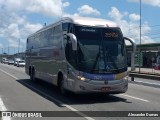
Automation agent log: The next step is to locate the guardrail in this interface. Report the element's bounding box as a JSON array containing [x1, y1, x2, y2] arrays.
[[129, 72, 160, 81]]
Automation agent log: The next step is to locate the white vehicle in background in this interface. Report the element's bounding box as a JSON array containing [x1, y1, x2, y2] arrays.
[[14, 58, 21, 66], [8, 59, 14, 65], [17, 60, 25, 67], [1, 57, 7, 63], [4, 59, 9, 64]]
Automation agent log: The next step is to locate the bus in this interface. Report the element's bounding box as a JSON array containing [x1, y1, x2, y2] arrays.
[[25, 17, 136, 95]]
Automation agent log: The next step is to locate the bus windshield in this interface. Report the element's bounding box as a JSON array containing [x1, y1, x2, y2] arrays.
[[74, 25, 127, 73]]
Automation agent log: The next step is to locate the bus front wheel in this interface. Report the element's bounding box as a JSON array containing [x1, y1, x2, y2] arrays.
[[59, 76, 68, 96]]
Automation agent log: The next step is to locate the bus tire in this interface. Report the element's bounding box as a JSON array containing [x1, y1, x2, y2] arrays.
[[30, 67, 37, 83], [59, 75, 68, 96]]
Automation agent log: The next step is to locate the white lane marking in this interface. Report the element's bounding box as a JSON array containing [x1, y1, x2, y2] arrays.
[[62, 104, 94, 120], [0, 68, 94, 120], [0, 96, 11, 120], [121, 94, 149, 102], [0, 69, 17, 80], [0, 63, 25, 73], [0, 96, 7, 111], [133, 80, 160, 86]]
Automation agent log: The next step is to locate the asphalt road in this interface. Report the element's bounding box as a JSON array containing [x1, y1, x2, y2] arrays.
[[0, 63, 160, 120]]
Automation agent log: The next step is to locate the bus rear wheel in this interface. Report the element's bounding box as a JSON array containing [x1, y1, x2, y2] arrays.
[[30, 68, 37, 83]]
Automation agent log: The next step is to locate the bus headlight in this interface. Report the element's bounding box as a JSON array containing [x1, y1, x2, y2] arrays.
[[124, 76, 128, 80], [77, 76, 86, 81], [72, 71, 89, 81]]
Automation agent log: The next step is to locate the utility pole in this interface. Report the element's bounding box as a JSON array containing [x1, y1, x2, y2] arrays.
[[8, 46, 9, 55], [18, 39, 20, 53], [4, 48, 5, 54]]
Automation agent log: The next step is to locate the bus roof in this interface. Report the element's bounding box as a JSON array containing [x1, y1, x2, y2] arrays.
[[62, 16, 118, 27], [29, 17, 118, 37]]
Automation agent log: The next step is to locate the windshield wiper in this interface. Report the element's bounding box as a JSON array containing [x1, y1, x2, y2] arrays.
[[91, 52, 100, 72]]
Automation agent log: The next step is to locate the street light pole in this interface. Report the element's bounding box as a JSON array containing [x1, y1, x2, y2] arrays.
[[1, 48, 3, 54], [139, 0, 142, 73]]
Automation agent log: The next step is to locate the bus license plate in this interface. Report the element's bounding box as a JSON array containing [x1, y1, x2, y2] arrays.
[[101, 87, 110, 92]]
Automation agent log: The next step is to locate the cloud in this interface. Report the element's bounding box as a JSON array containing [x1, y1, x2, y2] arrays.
[[0, 22, 43, 47], [0, 43, 2, 48], [78, 5, 101, 16], [0, 9, 43, 47], [0, 0, 70, 49], [129, 13, 140, 21], [63, 1, 70, 7], [63, 4, 100, 17], [7, 24, 20, 38], [8, 39, 19, 48], [63, 13, 80, 17], [108, 7, 154, 44], [1, 0, 63, 17], [128, 0, 160, 7], [26, 0, 63, 17], [108, 7, 124, 20], [22, 23, 43, 37]]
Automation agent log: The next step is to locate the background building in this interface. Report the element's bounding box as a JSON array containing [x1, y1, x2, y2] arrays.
[[127, 43, 160, 68]]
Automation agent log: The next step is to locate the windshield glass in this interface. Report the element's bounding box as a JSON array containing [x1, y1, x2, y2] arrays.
[[19, 61, 24, 63], [74, 25, 127, 73]]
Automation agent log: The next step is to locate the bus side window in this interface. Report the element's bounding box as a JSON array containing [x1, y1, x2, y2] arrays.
[[62, 23, 74, 34], [62, 23, 69, 32]]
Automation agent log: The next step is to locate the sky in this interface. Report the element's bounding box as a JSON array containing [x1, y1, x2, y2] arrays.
[[0, 0, 160, 54]]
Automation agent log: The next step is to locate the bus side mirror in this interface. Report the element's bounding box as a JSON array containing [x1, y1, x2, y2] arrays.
[[67, 33, 77, 51], [124, 37, 136, 71]]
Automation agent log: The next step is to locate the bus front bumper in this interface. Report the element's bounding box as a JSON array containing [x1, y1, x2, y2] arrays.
[[66, 79, 128, 94]]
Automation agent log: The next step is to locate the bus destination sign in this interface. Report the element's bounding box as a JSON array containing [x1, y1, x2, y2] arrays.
[[105, 32, 118, 38]]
